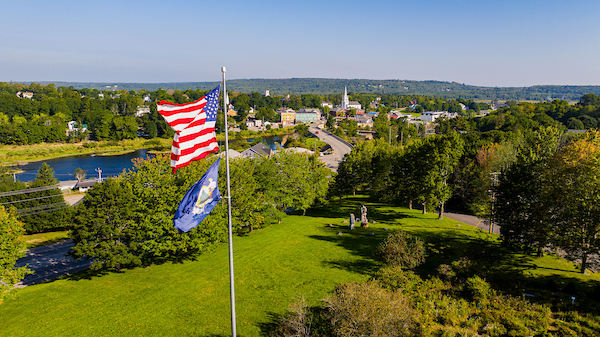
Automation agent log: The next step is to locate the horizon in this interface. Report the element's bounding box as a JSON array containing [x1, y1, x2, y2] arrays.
[[3, 0, 600, 87], [8, 78, 600, 90]]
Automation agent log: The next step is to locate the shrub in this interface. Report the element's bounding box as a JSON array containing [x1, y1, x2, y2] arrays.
[[324, 281, 416, 337], [374, 230, 426, 269], [271, 296, 313, 337], [464, 275, 493, 302], [374, 266, 422, 291]]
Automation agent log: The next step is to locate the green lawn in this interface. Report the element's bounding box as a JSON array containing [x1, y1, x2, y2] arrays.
[[23, 231, 70, 249], [2, 196, 599, 336]]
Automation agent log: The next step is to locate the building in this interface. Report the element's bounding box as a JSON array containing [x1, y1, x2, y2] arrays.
[[278, 108, 296, 127], [321, 102, 333, 109], [354, 115, 374, 128], [420, 111, 456, 122], [339, 87, 362, 110], [241, 143, 273, 158], [295, 108, 321, 124], [135, 106, 150, 117], [227, 104, 237, 117]]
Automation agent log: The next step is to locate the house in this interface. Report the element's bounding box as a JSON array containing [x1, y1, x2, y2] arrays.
[[241, 143, 273, 158], [321, 102, 333, 109], [329, 108, 347, 117], [421, 111, 451, 122], [75, 179, 97, 192], [227, 104, 237, 117], [17, 91, 34, 99], [66, 121, 88, 136], [295, 108, 321, 124], [278, 108, 296, 127], [219, 149, 243, 160], [135, 106, 150, 117], [60, 180, 78, 192], [354, 115, 374, 128]]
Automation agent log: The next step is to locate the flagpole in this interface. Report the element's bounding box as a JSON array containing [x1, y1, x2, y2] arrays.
[[222, 67, 237, 336]]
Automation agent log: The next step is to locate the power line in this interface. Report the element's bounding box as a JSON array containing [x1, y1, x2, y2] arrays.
[[18, 205, 70, 217], [1, 194, 63, 205], [16, 202, 67, 214], [0, 185, 61, 197]]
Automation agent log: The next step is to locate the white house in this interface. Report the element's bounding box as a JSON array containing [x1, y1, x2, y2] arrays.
[[420, 111, 450, 122], [135, 106, 150, 117]]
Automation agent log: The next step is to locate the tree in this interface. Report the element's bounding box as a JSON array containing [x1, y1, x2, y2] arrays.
[[74, 168, 86, 182], [543, 131, 600, 273], [19, 163, 68, 233], [495, 127, 562, 256], [409, 133, 464, 218], [70, 155, 228, 270], [255, 150, 330, 215], [0, 205, 31, 303]]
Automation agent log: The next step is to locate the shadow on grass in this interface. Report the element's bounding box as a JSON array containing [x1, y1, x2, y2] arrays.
[[257, 312, 281, 336], [407, 229, 600, 315], [63, 249, 205, 283], [308, 225, 387, 276]]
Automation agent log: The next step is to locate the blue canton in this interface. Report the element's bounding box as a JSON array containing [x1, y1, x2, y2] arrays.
[[205, 85, 220, 122]]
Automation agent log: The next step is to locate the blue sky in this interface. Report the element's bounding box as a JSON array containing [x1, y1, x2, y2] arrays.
[[2, 0, 599, 87]]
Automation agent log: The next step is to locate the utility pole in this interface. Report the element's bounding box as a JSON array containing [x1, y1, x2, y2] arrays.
[[489, 172, 500, 234], [95, 167, 103, 182]]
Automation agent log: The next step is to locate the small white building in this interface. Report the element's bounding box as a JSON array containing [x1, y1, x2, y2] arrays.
[[421, 111, 451, 122], [135, 106, 150, 117]]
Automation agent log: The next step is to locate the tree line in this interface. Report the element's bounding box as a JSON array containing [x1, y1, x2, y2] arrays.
[[332, 125, 600, 274]]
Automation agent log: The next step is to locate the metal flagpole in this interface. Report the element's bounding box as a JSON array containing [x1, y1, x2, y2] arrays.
[[221, 67, 237, 336]]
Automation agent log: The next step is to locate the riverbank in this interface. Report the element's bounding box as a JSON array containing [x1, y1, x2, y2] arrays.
[[0, 128, 298, 166]]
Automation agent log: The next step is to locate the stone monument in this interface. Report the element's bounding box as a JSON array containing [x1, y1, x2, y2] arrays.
[[349, 213, 355, 230], [360, 205, 368, 227]]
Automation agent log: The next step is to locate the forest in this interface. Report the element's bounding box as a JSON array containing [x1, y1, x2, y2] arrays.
[[3, 81, 600, 149], [25, 78, 600, 101]]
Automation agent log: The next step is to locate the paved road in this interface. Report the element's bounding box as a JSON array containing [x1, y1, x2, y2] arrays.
[[309, 125, 353, 172], [443, 211, 501, 235], [15, 239, 92, 287]]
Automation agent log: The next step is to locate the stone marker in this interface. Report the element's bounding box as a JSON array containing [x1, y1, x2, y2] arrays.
[[360, 205, 368, 227], [349, 213, 355, 230]]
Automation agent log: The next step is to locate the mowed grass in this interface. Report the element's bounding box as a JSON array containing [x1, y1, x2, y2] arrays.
[[2, 196, 599, 336], [23, 230, 70, 249]]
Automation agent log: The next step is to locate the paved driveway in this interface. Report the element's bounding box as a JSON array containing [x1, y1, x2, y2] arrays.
[[15, 239, 92, 287]]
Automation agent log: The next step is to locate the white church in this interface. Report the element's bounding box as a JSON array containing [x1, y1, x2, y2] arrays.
[[339, 87, 362, 110]]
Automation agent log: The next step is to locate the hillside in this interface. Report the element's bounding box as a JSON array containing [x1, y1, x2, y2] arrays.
[[34, 78, 600, 101]]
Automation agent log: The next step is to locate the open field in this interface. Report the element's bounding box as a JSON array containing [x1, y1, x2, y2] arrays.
[[2, 196, 599, 336]]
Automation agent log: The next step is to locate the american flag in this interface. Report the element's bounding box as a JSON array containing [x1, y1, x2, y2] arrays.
[[157, 86, 220, 173]]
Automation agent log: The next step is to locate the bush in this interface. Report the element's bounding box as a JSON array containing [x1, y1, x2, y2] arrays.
[[374, 266, 422, 291], [271, 296, 313, 337], [374, 230, 426, 269], [324, 281, 416, 337], [464, 275, 493, 301]]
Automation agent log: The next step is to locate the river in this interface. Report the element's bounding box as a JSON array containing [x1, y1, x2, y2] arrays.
[[14, 136, 287, 182]]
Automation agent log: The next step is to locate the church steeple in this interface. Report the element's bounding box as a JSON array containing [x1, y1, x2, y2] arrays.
[[341, 86, 350, 110]]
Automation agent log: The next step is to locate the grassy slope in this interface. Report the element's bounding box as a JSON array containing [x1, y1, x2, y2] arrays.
[[2, 196, 599, 336]]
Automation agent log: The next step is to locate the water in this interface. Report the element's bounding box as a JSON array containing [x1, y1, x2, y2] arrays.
[[13, 135, 292, 182], [243, 135, 285, 150], [15, 149, 151, 182]]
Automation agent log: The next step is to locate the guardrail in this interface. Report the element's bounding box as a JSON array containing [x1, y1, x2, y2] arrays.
[[310, 127, 355, 149]]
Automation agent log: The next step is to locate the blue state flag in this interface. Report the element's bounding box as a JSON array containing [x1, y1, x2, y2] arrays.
[[173, 158, 222, 232]]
